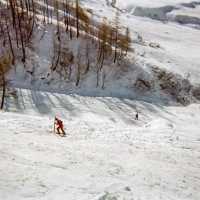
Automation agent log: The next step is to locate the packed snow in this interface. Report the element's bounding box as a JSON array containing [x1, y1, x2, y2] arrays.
[[1, 89, 200, 200], [1, 0, 200, 199]]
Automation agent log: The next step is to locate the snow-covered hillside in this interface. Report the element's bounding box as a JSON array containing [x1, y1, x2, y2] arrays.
[[0, 0, 200, 200], [1, 0, 200, 104], [1, 89, 200, 200], [95, 0, 200, 84]]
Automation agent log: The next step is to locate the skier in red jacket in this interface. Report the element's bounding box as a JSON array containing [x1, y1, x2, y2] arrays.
[[55, 117, 65, 135]]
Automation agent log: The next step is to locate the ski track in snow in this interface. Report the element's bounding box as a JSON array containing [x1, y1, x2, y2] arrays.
[[0, 89, 200, 200]]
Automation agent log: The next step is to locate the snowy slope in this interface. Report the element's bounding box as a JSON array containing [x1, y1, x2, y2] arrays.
[[112, 0, 200, 25], [1, 89, 200, 200], [0, 0, 200, 199], [1, 0, 199, 103], [90, 0, 200, 84]]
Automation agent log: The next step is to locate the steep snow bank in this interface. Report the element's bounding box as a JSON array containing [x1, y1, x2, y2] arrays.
[[113, 0, 200, 25], [167, 6, 200, 24], [132, 6, 175, 21]]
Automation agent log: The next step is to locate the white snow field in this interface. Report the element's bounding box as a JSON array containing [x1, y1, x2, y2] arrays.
[[0, 0, 200, 199], [0, 89, 200, 200]]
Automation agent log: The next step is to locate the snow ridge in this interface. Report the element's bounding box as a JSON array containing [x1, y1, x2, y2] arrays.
[[113, 0, 200, 25]]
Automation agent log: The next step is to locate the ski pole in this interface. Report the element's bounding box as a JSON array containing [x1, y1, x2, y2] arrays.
[[54, 116, 56, 134]]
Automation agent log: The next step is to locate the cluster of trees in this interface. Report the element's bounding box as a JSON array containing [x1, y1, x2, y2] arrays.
[[1, 0, 37, 64], [0, 0, 133, 108], [97, 14, 132, 68], [0, 0, 39, 108], [43, 0, 133, 87], [0, 0, 199, 106], [0, 0, 132, 69]]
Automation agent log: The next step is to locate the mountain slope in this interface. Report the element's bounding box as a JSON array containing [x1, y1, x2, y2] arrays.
[[0, 0, 200, 105], [0, 1, 200, 199], [1, 89, 200, 200]]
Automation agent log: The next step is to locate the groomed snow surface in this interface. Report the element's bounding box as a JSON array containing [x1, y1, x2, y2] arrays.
[[0, 89, 200, 200]]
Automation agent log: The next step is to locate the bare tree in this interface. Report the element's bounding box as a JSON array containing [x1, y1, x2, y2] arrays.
[[0, 55, 17, 109], [122, 27, 132, 56], [45, 0, 50, 24], [75, 0, 79, 38], [97, 17, 110, 70], [31, 0, 35, 13], [8, 0, 16, 28], [76, 46, 82, 86], [15, 0, 26, 62], [75, 0, 89, 38], [84, 39, 90, 74], [8, 0, 20, 48], [4, 13, 15, 65], [64, 0, 72, 32], [50, 0, 53, 24], [55, 0, 60, 39], [113, 12, 121, 63]]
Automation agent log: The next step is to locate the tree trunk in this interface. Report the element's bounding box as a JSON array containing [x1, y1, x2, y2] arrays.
[[5, 15, 15, 65], [76, 0, 79, 38], [16, 1, 26, 62], [0, 70, 6, 109]]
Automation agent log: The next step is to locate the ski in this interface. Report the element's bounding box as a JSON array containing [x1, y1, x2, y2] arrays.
[[54, 132, 66, 137]]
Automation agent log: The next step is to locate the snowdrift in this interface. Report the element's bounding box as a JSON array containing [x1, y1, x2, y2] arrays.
[[112, 0, 200, 25]]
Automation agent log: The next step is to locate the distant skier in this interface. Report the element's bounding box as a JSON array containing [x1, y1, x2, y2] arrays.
[[135, 113, 139, 120], [55, 117, 66, 135]]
